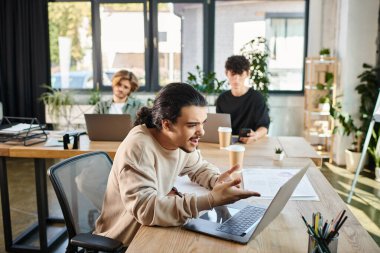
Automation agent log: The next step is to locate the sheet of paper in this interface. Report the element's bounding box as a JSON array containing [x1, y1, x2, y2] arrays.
[[0, 123, 40, 134], [44, 138, 63, 147], [174, 176, 210, 196], [243, 167, 319, 201]]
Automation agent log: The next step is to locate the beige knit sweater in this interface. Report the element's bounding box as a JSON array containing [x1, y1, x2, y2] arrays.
[[94, 125, 220, 245]]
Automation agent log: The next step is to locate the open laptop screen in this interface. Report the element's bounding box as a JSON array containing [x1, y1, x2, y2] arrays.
[[201, 113, 231, 143], [84, 114, 133, 141]]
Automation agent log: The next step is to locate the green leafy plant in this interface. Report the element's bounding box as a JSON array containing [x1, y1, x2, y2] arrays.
[[319, 48, 330, 56], [316, 72, 334, 108], [39, 84, 74, 128], [319, 96, 330, 104], [356, 64, 379, 140], [330, 102, 363, 152], [88, 88, 101, 105], [186, 65, 226, 95], [241, 37, 270, 103], [275, 147, 283, 154], [367, 129, 380, 168], [330, 64, 379, 153]]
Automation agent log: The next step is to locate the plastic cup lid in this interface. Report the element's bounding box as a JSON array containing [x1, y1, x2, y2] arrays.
[[225, 145, 245, 152], [218, 127, 232, 132]]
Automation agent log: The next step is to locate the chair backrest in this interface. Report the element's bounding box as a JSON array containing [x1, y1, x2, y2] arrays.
[[48, 151, 112, 240]]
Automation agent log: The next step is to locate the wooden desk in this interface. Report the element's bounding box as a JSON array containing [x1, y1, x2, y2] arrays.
[[198, 136, 322, 169], [0, 135, 120, 252], [278, 136, 322, 167], [127, 141, 378, 253], [8, 135, 119, 159]]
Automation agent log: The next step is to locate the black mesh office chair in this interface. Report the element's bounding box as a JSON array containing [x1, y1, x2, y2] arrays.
[[48, 151, 126, 253]]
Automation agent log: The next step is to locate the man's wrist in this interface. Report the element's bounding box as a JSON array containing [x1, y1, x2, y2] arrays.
[[207, 192, 215, 208]]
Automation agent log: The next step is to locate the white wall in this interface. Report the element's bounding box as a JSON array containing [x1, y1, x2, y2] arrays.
[[333, 0, 378, 164], [268, 95, 304, 136]]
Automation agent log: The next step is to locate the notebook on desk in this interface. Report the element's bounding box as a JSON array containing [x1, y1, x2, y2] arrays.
[[201, 113, 232, 143], [84, 114, 133, 141], [183, 165, 309, 244]]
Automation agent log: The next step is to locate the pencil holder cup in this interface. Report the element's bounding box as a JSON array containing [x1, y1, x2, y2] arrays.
[[307, 234, 338, 253]]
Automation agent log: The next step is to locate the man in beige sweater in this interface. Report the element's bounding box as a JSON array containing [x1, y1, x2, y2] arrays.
[[94, 83, 260, 246]]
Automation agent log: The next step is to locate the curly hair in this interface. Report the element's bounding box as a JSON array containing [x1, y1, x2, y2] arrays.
[[225, 55, 250, 75]]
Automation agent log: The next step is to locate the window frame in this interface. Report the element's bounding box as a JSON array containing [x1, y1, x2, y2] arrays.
[[265, 12, 307, 94], [48, 0, 309, 93]]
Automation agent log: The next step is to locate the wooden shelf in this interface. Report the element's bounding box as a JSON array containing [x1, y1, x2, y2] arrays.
[[304, 57, 338, 163]]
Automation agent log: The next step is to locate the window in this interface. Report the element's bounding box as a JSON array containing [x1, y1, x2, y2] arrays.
[[48, 0, 307, 92], [214, 0, 306, 92], [48, 2, 93, 89], [266, 15, 305, 91], [157, 2, 203, 86], [99, 3, 146, 88]]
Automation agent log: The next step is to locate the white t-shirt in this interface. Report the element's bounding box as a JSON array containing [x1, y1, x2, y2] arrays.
[[109, 103, 124, 114]]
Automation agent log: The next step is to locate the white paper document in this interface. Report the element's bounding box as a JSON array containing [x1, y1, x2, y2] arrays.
[[174, 176, 210, 196], [0, 123, 40, 135], [44, 138, 63, 147], [243, 168, 319, 201]]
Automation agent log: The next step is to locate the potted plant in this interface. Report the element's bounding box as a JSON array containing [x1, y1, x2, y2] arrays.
[[319, 48, 331, 60], [186, 65, 226, 104], [273, 147, 284, 161], [315, 72, 334, 112], [367, 130, 380, 182], [330, 64, 379, 172], [39, 84, 74, 129], [331, 102, 363, 172], [40, 84, 99, 130], [318, 96, 330, 112], [240, 37, 270, 105]]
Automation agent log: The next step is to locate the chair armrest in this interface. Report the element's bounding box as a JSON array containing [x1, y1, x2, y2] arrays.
[[71, 233, 125, 252]]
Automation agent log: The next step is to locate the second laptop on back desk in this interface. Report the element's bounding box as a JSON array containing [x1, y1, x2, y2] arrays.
[[85, 113, 230, 142], [201, 113, 232, 143], [84, 114, 133, 141]]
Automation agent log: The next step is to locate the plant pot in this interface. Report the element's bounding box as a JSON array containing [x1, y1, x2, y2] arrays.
[[319, 54, 330, 61], [375, 167, 380, 182], [273, 152, 284, 161], [345, 149, 363, 173], [318, 103, 330, 112]]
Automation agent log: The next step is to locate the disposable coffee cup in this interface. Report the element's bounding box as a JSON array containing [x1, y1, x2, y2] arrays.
[[226, 145, 245, 181], [218, 127, 232, 149]]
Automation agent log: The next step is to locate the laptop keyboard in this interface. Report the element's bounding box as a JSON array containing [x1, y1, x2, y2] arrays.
[[216, 205, 266, 236]]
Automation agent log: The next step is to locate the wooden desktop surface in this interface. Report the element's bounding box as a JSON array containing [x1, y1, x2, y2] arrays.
[[0, 144, 9, 157], [127, 141, 378, 253], [7, 134, 119, 159], [2, 134, 377, 252]]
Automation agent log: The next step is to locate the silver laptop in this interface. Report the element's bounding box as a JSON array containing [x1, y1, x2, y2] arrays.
[[201, 113, 231, 143], [183, 165, 309, 244], [84, 114, 133, 141]]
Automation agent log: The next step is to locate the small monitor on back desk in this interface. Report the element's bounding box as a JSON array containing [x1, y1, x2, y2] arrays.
[[201, 113, 231, 143]]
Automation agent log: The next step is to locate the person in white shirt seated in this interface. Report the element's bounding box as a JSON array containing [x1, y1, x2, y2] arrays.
[[94, 70, 144, 122]]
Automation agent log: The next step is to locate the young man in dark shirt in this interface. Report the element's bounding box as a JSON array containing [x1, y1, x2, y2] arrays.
[[216, 55, 270, 144]]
